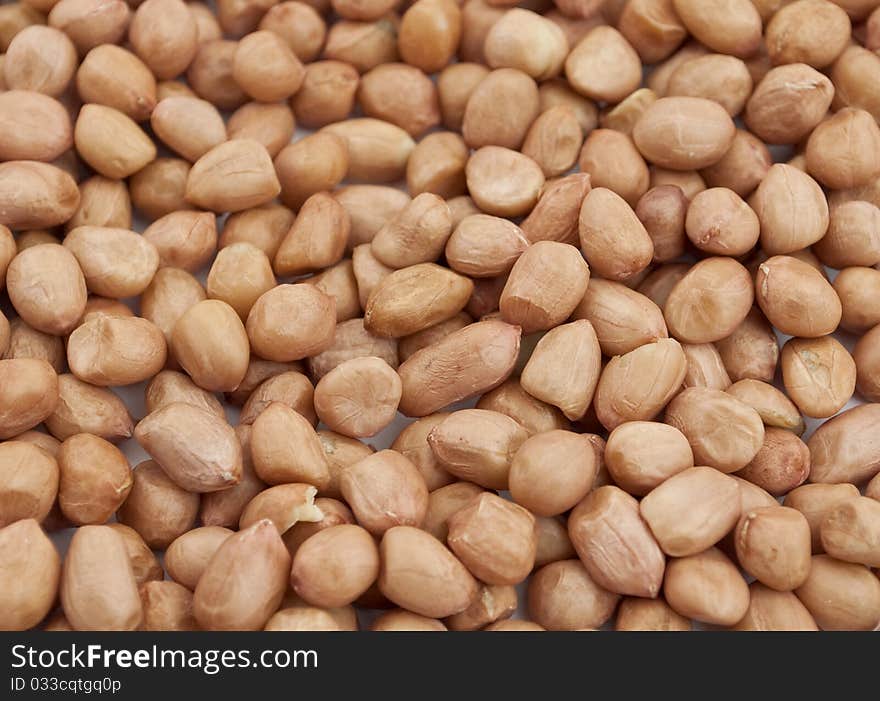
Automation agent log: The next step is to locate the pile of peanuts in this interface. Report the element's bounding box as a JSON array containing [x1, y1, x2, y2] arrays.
[[1, 0, 880, 634]]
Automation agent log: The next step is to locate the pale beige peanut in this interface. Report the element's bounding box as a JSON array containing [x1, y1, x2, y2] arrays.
[[569, 486, 666, 598], [379, 526, 478, 619], [446, 583, 517, 631], [500, 241, 590, 333], [306, 259, 362, 324], [478, 380, 570, 435], [636, 184, 688, 263], [371, 193, 452, 269], [352, 244, 393, 308], [220, 205, 292, 259], [854, 324, 880, 402], [358, 62, 440, 138], [528, 559, 620, 631], [520, 320, 600, 421], [685, 187, 759, 257], [0, 90, 72, 162], [364, 264, 472, 339], [664, 257, 754, 344], [445, 215, 528, 278], [663, 547, 750, 626], [765, 0, 851, 68], [808, 404, 880, 484], [282, 497, 355, 555], [186, 139, 280, 213], [422, 481, 484, 543], [820, 496, 880, 567], [599, 88, 658, 137], [616, 597, 692, 632], [2, 318, 66, 373], [0, 441, 59, 527], [735, 506, 812, 591], [274, 134, 349, 211], [206, 243, 275, 322], [340, 450, 428, 536], [233, 30, 304, 103], [291, 60, 359, 129], [291, 525, 379, 608], [447, 492, 536, 586], [484, 8, 567, 81], [75, 44, 157, 122], [129, 0, 199, 79], [66, 176, 132, 232], [733, 582, 818, 631], [750, 164, 830, 254], [716, 307, 779, 383], [63, 226, 159, 299], [794, 555, 880, 630], [755, 256, 842, 338], [398, 319, 521, 417], [139, 581, 198, 632], [725, 379, 805, 434], [640, 466, 741, 557], [246, 284, 336, 363], [226, 101, 295, 158], [164, 527, 233, 590], [785, 483, 862, 553], [522, 105, 583, 177], [681, 343, 731, 390], [141, 268, 207, 350], [125, 467, 202, 553], [781, 336, 856, 419], [0, 519, 60, 631], [667, 54, 752, 116], [313, 357, 401, 438], [134, 403, 242, 493], [0, 359, 59, 439], [250, 402, 330, 488], [143, 211, 218, 272], [437, 63, 489, 131], [398, 0, 461, 73], [61, 525, 142, 631], [45, 374, 132, 443], [633, 96, 736, 170], [465, 146, 545, 218], [462, 68, 539, 151], [578, 187, 653, 281], [307, 319, 398, 385], [814, 201, 880, 269], [701, 129, 771, 198], [389, 415, 454, 492], [230, 359, 306, 409], [565, 26, 641, 104], [605, 421, 694, 496], [322, 118, 415, 183], [57, 433, 131, 526], [665, 387, 764, 473], [521, 172, 591, 246], [3, 26, 77, 96], [200, 426, 266, 528], [406, 131, 469, 200], [509, 430, 597, 517], [48, 0, 132, 54], [150, 97, 226, 162], [672, 0, 761, 58], [578, 129, 649, 207], [593, 338, 687, 431], [194, 519, 291, 631], [239, 483, 322, 534], [67, 316, 166, 387], [74, 104, 155, 179], [572, 278, 668, 356], [171, 300, 249, 393], [275, 193, 349, 277], [427, 409, 528, 490], [805, 108, 880, 190], [6, 244, 87, 335]]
